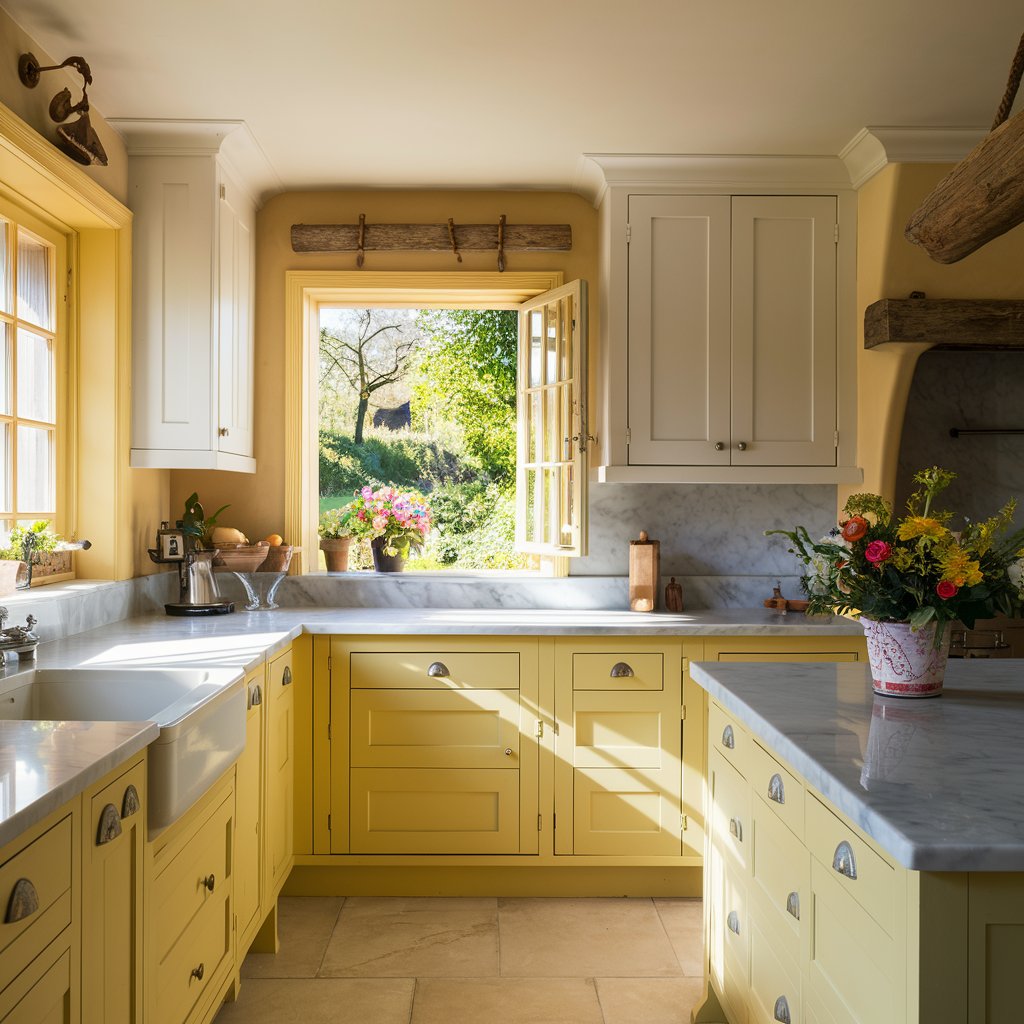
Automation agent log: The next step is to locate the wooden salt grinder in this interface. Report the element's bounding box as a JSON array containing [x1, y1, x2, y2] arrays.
[[629, 531, 660, 612]]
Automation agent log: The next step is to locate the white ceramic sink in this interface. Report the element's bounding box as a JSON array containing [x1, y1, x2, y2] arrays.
[[0, 667, 246, 832]]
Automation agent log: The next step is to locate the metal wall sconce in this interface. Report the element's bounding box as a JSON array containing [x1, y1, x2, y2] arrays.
[[17, 52, 108, 166]]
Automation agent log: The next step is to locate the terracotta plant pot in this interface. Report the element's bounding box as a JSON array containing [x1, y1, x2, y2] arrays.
[[861, 618, 950, 698], [319, 536, 352, 572], [370, 537, 405, 573]]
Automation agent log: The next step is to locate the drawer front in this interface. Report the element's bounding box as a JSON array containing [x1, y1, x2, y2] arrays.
[[751, 741, 804, 840], [571, 652, 664, 691], [806, 794, 894, 937], [351, 651, 520, 690], [351, 689, 522, 769], [154, 888, 231, 1024], [750, 915, 800, 1024], [751, 801, 806, 957], [0, 814, 72, 986], [709, 701, 749, 778], [710, 749, 751, 874], [350, 767, 520, 854], [152, 791, 233, 962], [808, 857, 900, 1024]]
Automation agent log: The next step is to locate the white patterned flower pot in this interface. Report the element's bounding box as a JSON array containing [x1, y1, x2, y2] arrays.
[[861, 618, 949, 698]]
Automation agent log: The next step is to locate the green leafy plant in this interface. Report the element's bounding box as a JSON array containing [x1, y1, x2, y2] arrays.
[[768, 467, 1024, 641], [181, 492, 230, 547], [0, 521, 60, 561], [318, 506, 354, 539]]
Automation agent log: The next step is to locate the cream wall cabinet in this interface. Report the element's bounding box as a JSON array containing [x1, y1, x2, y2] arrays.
[[125, 129, 256, 473]]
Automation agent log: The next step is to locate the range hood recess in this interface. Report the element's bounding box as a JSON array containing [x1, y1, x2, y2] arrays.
[[865, 298, 1024, 350]]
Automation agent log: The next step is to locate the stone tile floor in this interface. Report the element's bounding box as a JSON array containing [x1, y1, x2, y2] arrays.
[[214, 896, 705, 1024]]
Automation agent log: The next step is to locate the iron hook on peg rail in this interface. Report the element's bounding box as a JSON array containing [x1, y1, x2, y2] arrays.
[[447, 218, 462, 262]]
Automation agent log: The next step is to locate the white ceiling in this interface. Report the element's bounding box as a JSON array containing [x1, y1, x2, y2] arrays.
[[3, 0, 1021, 200]]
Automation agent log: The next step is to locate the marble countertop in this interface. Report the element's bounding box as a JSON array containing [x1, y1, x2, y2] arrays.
[[0, 719, 158, 849], [690, 658, 1024, 871]]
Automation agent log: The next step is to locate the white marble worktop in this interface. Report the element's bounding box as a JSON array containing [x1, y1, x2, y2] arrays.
[[690, 658, 1024, 871], [0, 719, 158, 849]]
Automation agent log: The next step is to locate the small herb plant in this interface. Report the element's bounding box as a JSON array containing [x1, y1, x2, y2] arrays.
[[181, 493, 231, 548]]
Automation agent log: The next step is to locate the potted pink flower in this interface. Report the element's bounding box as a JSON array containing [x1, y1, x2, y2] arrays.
[[343, 485, 433, 572]]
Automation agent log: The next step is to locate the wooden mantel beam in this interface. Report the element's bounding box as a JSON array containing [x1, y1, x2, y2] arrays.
[[864, 298, 1024, 350], [291, 222, 572, 254]]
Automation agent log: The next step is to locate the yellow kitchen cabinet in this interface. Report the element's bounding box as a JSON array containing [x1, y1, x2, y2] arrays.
[[330, 636, 539, 856], [81, 754, 146, 1024], [0, 799, 79, 1024], [234, 671, 264, 956], [265, 647, 295, 901], [553, 638, 690, 857], [146, 772, 234, 1024]]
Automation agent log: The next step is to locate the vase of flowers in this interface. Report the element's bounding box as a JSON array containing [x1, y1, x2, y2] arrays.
[[343, 485, 433, 573], [318, 507, 353, 572], [769, 467, 1024, 698]]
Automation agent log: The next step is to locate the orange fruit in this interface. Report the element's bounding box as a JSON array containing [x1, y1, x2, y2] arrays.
[[265, 533, 284, 547]]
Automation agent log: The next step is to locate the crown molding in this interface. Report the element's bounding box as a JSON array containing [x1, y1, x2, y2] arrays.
[[108, 118, 282, 208], [839, 126, 989, 189]]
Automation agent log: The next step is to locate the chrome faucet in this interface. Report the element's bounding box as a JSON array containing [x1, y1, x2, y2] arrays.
[[15, 532, 91, 589]]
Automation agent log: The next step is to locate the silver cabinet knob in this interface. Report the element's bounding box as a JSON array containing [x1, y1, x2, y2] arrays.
[[201, 873, 216, 892], [721, 724, 735, 749], [609, 662, 634, 678], [729, 817, 743, 842], [726, 910, 740, 935], [774, 996, 791, 1023], [832, 840, 858, 880], [786, 891, 800, 920], [190, 963, 205, 982], [504, 748, 513, 756], [714, 441, 725, 451], [767, 773, 785, 804], [427, 661, 450, 678], [737, 441, 747, 451]]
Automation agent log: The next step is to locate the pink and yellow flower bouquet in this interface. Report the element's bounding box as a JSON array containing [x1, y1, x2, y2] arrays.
[[769, 467, 1024, 638], [343, 485, 433, 559]]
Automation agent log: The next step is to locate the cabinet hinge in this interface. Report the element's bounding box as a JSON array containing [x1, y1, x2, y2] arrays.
[[536, 720, 544, 739], [327, 655, 332, 673], [219, 183, 226, 200], [537, 814, 543, 831], [327, 721, 332, 741], [681, 657, 689, 674], [625, 222, 632, 244], [625, 428, 631, 445], [681, 705, 686, 721], [834, 430, 839, 449], [834, 223, 839, 244], [327, 813, 332, 831], [681, 814, 688, 832], [552, 813, 556, 830]]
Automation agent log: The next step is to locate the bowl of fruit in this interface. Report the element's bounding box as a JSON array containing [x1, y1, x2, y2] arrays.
[[258, 534, 299, 573]]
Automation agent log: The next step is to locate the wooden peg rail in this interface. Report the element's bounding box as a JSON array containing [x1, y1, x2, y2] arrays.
[[291, 220, 572, 259]]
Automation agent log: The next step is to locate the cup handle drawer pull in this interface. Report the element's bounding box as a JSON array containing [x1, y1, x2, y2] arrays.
[[786, 891, 800, 920], [249, 683, 262, 708], [729, 817, 743, 842], [832, 840, 858, 880], [5, 879, 39, 923], [774, 996, 792, 1023], [609, 662, 634, 678], [121, 784, 141, 819], [282, 666, 292, 686], [726, 910, 740, 935], [97, 804, 122, 845], [767, 773, 786, 804], [427, 662, 450, 678], [721, 724, 735, 749], [190, 963, 205, 982], [201, 874, 216, 893]]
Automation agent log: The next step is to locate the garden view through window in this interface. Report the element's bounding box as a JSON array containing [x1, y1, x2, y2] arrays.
[[318, 307, 533, 571]]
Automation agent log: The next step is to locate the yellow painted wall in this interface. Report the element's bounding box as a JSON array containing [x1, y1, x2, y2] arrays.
[[849, 162, 1024, 510], [171, 190, 598, 543]]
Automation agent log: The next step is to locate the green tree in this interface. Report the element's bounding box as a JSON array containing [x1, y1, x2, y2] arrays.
[[412, 309, 517, 481]]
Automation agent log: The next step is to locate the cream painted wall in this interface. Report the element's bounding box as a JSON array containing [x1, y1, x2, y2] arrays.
[[171, 190, 598, 544], [0, 6, 127, 204], [849, 162, 1024, 510]]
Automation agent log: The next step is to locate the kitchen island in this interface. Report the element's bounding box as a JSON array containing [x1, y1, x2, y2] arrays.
[[689, 658, 1024, 1024]]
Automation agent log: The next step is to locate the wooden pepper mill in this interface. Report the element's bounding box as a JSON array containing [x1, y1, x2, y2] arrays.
[[629, 530, 660, 612]]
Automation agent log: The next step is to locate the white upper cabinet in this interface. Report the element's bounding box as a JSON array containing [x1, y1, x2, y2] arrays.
[[119, 122, 265, 473], [592, 157, 859, 484]]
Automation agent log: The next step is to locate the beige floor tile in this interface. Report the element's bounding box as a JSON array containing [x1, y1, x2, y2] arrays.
[[596, 977, 706, 1024], [498, 898, 682, 978], [241, 897, 345, 978], [653, 898, 704, 976], [214, 978, 415, 1024], [412, 978, 603, 1024], [320, 896, 499, 978]]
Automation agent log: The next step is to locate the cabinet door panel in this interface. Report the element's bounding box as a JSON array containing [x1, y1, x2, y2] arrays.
[[235, 680, 263, 951], [627, 195, 731, 465], [267, 649, 295, 897], [731, 195, 837, 467], [0, 948, 71, 1024]]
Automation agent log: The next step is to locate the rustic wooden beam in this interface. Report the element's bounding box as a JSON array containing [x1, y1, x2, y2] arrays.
[[904, 112, 1024, 263], [291, 222, 572, 254], [864, 298, 1024, 349]]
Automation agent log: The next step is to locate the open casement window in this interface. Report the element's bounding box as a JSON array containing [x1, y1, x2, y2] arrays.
[[516, 280, 588, 558]]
